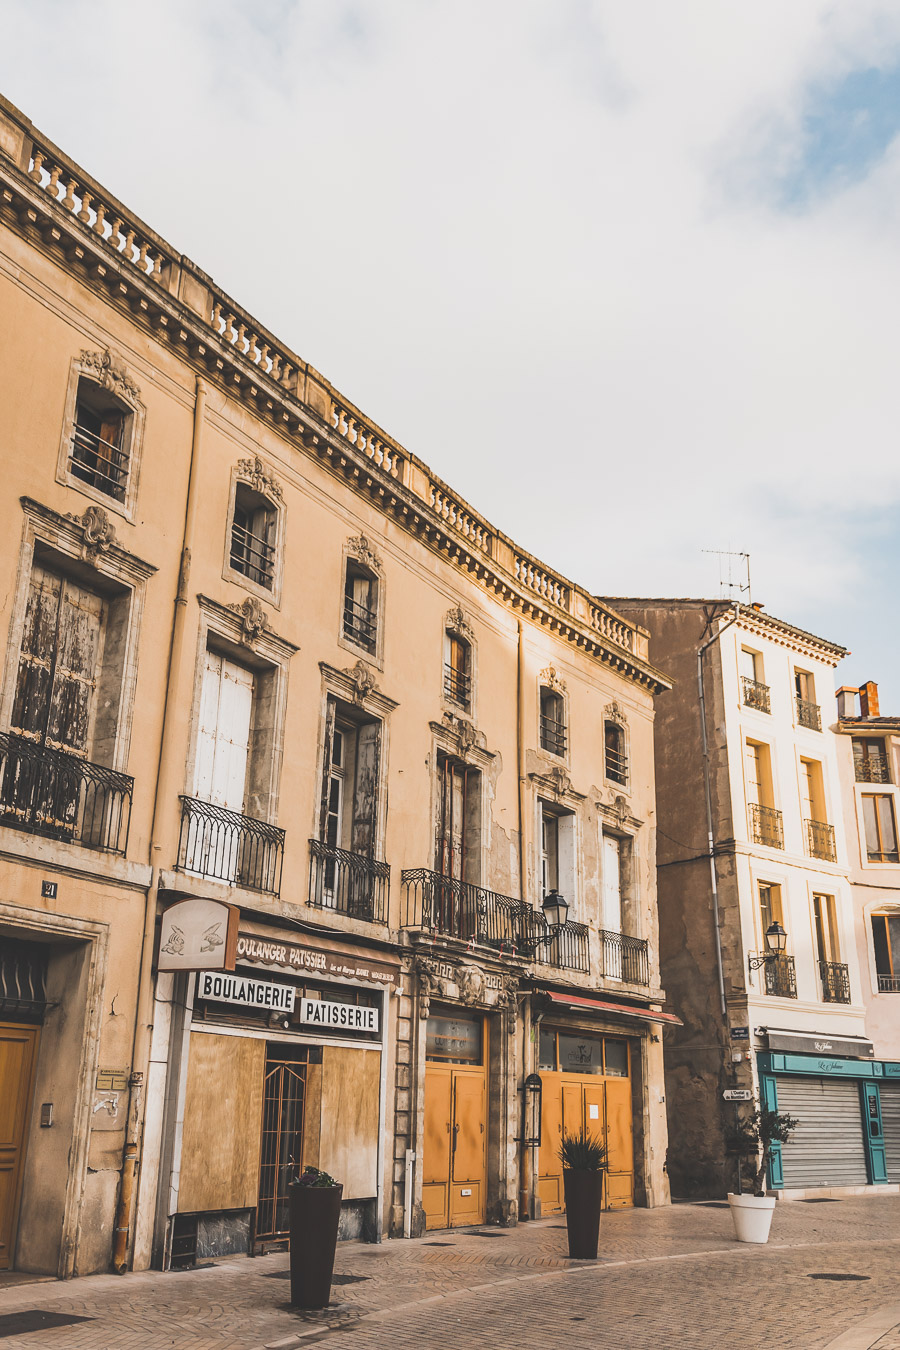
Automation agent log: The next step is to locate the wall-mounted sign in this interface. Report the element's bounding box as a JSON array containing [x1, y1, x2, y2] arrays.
[[297, 998, 379, 1033], [765, 1031, 873, 1059], [197, 971, 295, 1012], [158, 897, 239, 972], [236, 932, 398, 986], [723, 1089, 753, 1101], [730, 1027, 750, 1041]]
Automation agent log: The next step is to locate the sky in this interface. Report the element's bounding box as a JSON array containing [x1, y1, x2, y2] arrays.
[[2, 1, 899, 709]]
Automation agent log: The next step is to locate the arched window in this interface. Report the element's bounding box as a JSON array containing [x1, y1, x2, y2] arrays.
[[540, 687, 567, 756], [230, 483, 277, 590], [604, 720, 628, 787], [444, 632, 471, 709]]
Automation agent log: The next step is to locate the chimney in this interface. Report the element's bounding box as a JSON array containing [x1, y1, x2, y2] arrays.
[[836, 687, 858, 718], [859, 681, 880, 718]]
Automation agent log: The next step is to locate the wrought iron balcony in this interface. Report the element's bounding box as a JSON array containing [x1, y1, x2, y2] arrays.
[[230, 520, 275, 589], [539, 714, 567, 757], [854, 753, 891, 784], [796, 697, 821, 732], [806, 818, 836, 862], [178, 796, 284, 896], [819, 960, 851, 1003], [401, 868, 530, 949], [342, 596, 377, 653], [749, 803, 783, 849], [533, 919, 590, 973], [599, 929, 650, 986], [69, 422, 129, 502], [742, 677, 771, 713], [762, 953, 797, 998], [0, 732, 132, 854], [877, 973, 900, 992], [443, 664, 471, 708], [308, 839, 389, 923]]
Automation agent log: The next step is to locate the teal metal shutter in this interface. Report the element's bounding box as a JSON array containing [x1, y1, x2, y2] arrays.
[[776, 1077, 868, 1188], [880, 1083, 900, 1182]]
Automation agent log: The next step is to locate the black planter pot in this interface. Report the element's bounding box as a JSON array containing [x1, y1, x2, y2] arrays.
[[289, 1183, 344, 1309], [563, 1169, 603, 1259]]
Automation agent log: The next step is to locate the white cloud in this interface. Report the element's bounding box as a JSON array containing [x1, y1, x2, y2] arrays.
[[3, 0, 899, 700]]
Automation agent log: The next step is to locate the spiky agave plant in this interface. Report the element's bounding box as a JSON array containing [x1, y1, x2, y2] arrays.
[[559, 1126, 607, 1172]]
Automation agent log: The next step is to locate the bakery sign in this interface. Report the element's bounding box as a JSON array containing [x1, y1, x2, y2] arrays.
[[297, 997, 379, 1033], [236, 932, 399, 986], [197, 971, 295, 1012], [157, 897, 239, 972]]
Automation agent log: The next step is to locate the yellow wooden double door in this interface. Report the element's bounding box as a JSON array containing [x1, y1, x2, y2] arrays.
[[538, 1072, 634, 1214], [423, 1063, 486, 1229], [0, 1024, 40, 1271]]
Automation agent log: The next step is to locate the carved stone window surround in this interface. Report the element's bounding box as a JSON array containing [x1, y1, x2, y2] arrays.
[[223, 458, 286, 608], [538, 666, 569, 766], [55, 348, 146, 523], [337, 534, 386, 671], [0, 498, 157, 777], [441, 604, 477, 723]]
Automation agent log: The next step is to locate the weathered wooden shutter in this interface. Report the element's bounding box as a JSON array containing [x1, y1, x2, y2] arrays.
[[10, 565, 62, 741], [351, 722, 380, 857], [318, 700, 336, 840], [602, 836, 622, 933], [193, 652, 253, 813], [436, 757, 465, 879]]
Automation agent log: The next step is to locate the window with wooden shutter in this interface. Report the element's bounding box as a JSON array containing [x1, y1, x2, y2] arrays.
[[70, 379, 130, 504]]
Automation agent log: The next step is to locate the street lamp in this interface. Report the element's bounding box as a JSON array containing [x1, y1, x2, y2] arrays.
[[748, 921, 787, 970], [541, 889, 569, 930]]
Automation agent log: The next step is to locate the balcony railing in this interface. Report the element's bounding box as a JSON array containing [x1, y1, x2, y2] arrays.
[[819, 960, 851, 1003], [401, 868, 531, 950], [796, 697, 821, 732], [854, 754, 891, 784], [742, 677, 771, 713], [443, 664, 471, 708], [599, 929, 649, 986], [763, 954, 797, 998], [69, 422, 129, 502], [749, 803, 783, 849], [343, 596, 377, 653], [877, 973, 900, 992], [533, 920, 590, 974], [178, 796, 284, 895], [308, 839, 389, 924], [539, 715, 567, 757], [806, 818, 836, 862], [230, 521, 275, 589], [0, 732, 132, 854]]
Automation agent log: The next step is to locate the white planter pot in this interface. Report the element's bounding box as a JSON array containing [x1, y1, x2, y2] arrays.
[[727, 1192, 776, 1244]]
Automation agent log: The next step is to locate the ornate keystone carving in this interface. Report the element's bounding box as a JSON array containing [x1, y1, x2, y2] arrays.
[[441, 711, 481, 760], [347, 534, 382, 575], [445, 604, 473, 641], [79, 347, 140, 401], [66, 504, 117, 561], [457, 964, 486, 1006], [605, 700, 627, 725], [613, 794, 630, 825], [237, 454, 283, 501], [227, 595, 270, 646], [540, 665, 567, 694], [343, 658, 378, 706], [415, 957, 449, 1020], [548, 764, 571, 798]]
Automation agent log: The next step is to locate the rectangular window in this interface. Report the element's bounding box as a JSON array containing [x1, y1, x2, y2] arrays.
[[741, 648, 770, 712], [795, 669, 821, 730], [444, 634, 471, 709], [602, 834, 623, 934], [541, 810, 559, 895], [604, 721, 628, 786], [872, 914, 900, 991], [758, 882, 784, 942], [310, 700, 385, 920], [862, 794, 899, 863], [343, 565, 377, 653], [539, 688, 566, 756], [813, 893, 840, 964], [540, 803, 575, 904], [230, 485, 276, 590], [435, 752, 480, 884], [70, 378, 130, 503], [853, 738, 891, 784]]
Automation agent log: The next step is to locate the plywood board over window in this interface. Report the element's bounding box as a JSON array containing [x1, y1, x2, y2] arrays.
[[178, 1033, 265, 1214], [316, 1046, 380, 1199]]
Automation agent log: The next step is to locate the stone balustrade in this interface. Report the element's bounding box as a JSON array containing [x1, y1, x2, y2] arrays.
[[589, 602, 634, 652], [331, 400, 405, 479], [515, 554, 570, 610], [209, 300, 297, 393], [429, 483, 493, 553]]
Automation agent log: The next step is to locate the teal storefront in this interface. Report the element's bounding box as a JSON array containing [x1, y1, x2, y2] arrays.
[[758, 1052, 900, 1190]]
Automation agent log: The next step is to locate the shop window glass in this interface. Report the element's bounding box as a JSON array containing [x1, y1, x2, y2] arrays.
[[604, 1038, 629, 1077], [557, 1031, 604, 1075], [539, 1025, 557, 1071]]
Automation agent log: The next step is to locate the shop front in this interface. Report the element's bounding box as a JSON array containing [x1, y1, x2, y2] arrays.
[[154, 917, 400, 1267], [759, 1039, 900, 1193]]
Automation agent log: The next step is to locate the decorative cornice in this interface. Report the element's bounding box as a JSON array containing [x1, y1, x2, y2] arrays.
[[236, 454, 283, 502], [319, 660, 399, 715], [540, 665, 567, 695], [65, 504, 117, 561], [197, 594, 298, 660], [20, 497, 156, 583], [604, 700, 627, 726], [347, 534, 382, 575], [430, 715, 494, 765], [79, 346, 141, 402], [597, 794, 643, 832], [529, 766, 585, 803], [226, 595, 270, 647], [445, 604, 474, 642]]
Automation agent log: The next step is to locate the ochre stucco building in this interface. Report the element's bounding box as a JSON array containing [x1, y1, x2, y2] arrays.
[[0, 93, 676, 1277]]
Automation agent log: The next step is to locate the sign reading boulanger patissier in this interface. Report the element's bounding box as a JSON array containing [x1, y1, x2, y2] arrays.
[[157, 896, 239, 972]]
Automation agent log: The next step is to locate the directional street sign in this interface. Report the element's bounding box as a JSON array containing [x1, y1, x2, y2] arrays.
[[723, 1089, 753, 1101]]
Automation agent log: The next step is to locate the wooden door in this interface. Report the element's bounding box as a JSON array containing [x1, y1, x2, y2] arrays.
[[0, 1025, 40, 1271], [604, 1077, 635, 1208], [423, 1065, 452, 1229], [537, 1074, 563, 1212], [449, 1071, 485, 1227]]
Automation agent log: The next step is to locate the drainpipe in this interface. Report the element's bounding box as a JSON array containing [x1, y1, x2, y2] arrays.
[[112, 377, 208, 1274], [697, 604, 741, 1020], [515, 618, 532, 1220]]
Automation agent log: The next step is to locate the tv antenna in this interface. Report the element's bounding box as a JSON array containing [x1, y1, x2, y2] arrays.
[[702, 549, 751, 606]]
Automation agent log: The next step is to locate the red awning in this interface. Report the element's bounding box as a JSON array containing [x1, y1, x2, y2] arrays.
[[542, 991, 683, 1027]]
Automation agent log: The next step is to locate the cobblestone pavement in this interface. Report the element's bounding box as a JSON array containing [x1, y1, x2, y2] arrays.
[[0, 1198, 898, 1349]]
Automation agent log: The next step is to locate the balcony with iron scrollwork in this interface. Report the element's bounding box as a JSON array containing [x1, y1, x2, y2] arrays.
[[762, 953, 797, 998], [749, 803, 783, 850], [877, 973, 900, 992], [177, 796, 284, 896], [742, 677, 771, 714], [796, 697, 821, 732], [819, 960, 851, 1003], [0, 731, 132, 854], [854, 751, 891, 784], [400, 868, 589, 972], [806, 818, 836, 862], [308, 839, 389, 924], [598, 929, 649, 986]]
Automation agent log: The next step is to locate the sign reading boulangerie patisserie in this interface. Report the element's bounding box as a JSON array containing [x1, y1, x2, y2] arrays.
[[236, 932, 398, 986], [197, 971, 296, 1012]]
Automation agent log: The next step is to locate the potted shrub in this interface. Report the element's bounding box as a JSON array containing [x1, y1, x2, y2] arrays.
[[559, 1126, 607, 1259], [288, 1166, 343, 1308], [726, 1108, 798, 1244]]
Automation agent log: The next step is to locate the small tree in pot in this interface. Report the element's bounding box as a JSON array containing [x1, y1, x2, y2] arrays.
[[289, 1166, 343, 1309], [559, 1127, 607, 1260], [726, 1108, 798, 1244]]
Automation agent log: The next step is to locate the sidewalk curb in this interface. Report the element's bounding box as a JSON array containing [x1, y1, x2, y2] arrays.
[[822, 1303, 900, 1350]]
